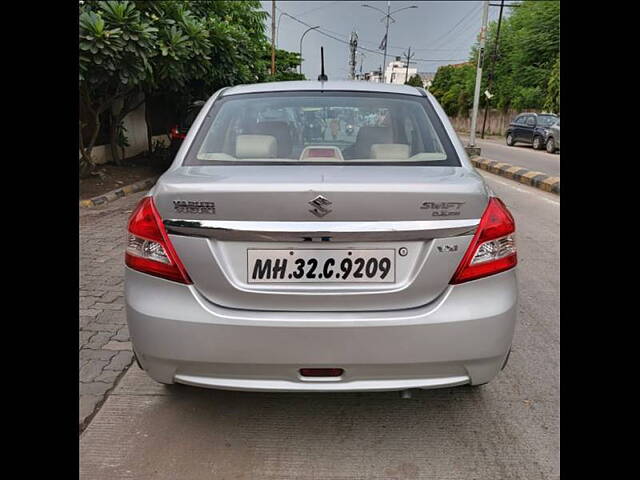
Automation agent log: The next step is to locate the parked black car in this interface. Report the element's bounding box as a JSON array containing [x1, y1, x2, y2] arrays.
[[505, 113, 559, 150], [169, 100, 205, 157]]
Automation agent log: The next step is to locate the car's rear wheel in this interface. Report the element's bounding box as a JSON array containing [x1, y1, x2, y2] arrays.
[[506, 133, 515, 146], [546, 137, 556, 153]]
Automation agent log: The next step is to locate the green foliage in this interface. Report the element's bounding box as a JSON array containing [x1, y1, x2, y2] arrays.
[[429, 64, 476, 116], [544, 55, 560, 114], [79, 1, 157, 88], [260, 49, 305, 82], [405, 74, 424, 88], [79, 0, 301, 171], [482, 0, 559, 111], [431, 0, 559, 115]]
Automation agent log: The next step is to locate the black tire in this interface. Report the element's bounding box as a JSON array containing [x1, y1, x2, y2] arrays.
[[506, 133, 515, 146], [532, 136, 543, 150], [546, 137, 556, 153]]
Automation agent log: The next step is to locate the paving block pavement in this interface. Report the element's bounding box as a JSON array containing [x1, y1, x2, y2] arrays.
[[79, 191, 147, 431]]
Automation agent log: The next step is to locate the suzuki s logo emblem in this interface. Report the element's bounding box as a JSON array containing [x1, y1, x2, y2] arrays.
[[309, 195, 332, 218]]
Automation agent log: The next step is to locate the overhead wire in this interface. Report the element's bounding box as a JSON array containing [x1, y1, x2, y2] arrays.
[[276, 5, 468, 64]]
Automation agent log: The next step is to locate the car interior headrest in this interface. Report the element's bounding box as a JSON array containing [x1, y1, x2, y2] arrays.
[[235, 135, 278, 159], [370, 143, 410, 160], [255, 121, 292, 157], [354, 126, 393, 158]]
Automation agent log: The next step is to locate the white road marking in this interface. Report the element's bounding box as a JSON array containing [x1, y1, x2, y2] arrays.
[[481, 174, 560, 206]]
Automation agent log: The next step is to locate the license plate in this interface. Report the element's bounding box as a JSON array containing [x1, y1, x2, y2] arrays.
[[247, 249, 396, 283]]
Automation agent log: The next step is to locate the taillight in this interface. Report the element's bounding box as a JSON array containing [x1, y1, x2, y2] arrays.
[[125, 197, 191, 284], [450, 197, 517, 284], [169, 125, 186, 140]]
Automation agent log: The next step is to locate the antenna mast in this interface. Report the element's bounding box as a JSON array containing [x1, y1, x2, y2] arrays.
[[318, 47, 328, 81]]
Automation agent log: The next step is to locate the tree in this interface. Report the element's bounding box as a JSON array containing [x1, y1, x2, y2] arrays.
[[79, 1, 157, 174], [430, 0, 559, 117], [479, 0, 559, 111], [405, 74, 424, 88], [430, 63, 475, 116], [259, 48, 305, 82], [543, 55, 560, 114], [79, 0, 301, 175]]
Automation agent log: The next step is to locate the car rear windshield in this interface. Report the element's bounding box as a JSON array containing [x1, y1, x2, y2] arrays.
[[183, 91, 460, 166]]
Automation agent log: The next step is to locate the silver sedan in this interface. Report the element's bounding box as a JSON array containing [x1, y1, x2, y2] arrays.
[[124, 81, 518, 392]]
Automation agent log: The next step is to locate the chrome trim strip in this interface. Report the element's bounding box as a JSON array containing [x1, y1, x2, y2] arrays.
[[173, 374, 470, 391], [164, 219, 478, 242]]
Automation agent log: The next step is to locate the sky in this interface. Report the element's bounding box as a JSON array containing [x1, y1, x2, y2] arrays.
[[260, 1, 507, 81]]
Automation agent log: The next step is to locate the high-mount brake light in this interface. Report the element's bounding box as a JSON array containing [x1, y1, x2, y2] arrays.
[[125, 197, 191, 284], [450, 197, 517, 284]]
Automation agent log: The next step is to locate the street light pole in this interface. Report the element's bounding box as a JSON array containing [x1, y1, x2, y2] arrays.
[[299, 26, 320, 75], [362, 3, 417, 84], [271, 0, 276, 76], [382, 1, 390, 83], [276, 11, 285, 48], [468, 0, 490, 151], [481, 0, 505, 139]]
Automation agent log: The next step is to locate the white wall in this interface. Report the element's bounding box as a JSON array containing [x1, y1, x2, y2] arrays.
[[80, 93, 170, 164], [384, 61, 417, 84]]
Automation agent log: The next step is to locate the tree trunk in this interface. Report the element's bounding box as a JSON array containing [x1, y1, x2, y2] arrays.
[[79, 109, 101, 175], [109, 115, 122, 166], [144, 92, 153, 154], [108, 90, 144, 166]]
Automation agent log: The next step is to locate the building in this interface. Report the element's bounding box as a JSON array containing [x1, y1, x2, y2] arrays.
[[355, 69, 383, 83], [356, 57, 417, 85], [384, 56, 417, 84]]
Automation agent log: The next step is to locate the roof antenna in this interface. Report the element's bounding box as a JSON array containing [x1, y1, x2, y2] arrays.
[[317, 46, 328, 81]]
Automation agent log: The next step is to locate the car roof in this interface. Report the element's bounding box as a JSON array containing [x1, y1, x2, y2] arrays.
[[221, 80, 423, 97]]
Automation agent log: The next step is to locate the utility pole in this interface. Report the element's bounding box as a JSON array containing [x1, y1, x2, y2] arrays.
[[382, 1, 390, 83], [467, 0, 490, 155], [481, 0, 504, 139], [349, 31, 358, 80], [403, 47, 415, 84], [357, 51, 366, 78], [271, 0, 276, 76]]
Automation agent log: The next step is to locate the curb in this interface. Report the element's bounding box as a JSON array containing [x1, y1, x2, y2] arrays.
[[79, 176, 159, 208], [470, 157, 560, 195]]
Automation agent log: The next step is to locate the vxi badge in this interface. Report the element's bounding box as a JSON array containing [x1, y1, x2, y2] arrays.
[[420, 201, 465, 217]]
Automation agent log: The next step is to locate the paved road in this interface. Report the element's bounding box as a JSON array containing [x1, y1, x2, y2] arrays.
[[80, 176, 559, 479], [459, 135, 561, 177], [79, 191, 146, 430]]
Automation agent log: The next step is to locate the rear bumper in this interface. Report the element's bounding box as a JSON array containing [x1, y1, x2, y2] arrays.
[[125, 268, 517, 391]]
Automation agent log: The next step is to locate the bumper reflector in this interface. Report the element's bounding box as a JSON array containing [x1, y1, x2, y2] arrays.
[[299, 368, 344, 377]]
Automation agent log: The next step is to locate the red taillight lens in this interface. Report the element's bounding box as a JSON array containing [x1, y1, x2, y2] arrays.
[[125, 197, 191, 284], [169, 125, 186, 140], [450, 197, 517, 284]]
